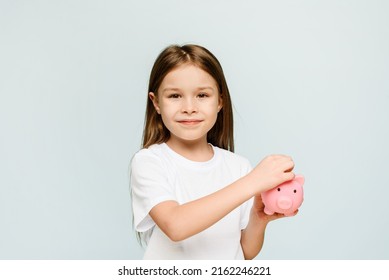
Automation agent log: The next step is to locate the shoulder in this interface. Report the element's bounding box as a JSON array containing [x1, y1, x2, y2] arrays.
[[130, 144, 169, 171], [132, 144, 164, 160]]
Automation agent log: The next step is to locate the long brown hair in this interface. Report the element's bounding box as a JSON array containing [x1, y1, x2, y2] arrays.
[[142, 44, 234, 152]]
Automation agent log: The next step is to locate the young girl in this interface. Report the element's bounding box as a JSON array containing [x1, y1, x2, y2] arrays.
[[130, 44, 296, 260]]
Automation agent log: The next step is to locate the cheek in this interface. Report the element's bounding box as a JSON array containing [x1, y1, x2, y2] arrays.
[[211, 103, 221, 118], [205, 98, 220, 111], [159, 100, 177, 116]]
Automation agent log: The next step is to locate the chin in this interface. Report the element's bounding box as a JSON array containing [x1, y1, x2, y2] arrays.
[[171, 134, 207, 143]]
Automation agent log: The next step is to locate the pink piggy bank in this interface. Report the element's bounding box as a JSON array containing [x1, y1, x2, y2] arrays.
[[261, 175, 305, 216]]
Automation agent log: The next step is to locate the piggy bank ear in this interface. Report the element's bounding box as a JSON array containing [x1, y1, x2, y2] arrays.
[[294, 175, 305, 186]]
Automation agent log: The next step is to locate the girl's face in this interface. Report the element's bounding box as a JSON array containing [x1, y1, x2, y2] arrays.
[[149, 64, 222, 146]]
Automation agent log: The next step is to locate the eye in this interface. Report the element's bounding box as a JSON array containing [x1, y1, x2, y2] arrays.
[[168, 93, 181, 98], [294, 190, 297, 193], [197, 92, 208, 98], [277, 188, 281, 191]]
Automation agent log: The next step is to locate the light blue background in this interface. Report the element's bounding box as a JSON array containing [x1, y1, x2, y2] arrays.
[[1, 0, 388, 259]]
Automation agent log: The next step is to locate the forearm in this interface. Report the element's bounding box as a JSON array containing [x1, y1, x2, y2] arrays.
[[240, 210, 268, 260], [150, 173, 257, 241]]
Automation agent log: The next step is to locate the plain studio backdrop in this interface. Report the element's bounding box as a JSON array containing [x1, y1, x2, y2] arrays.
[[1, 0, 388, 259]]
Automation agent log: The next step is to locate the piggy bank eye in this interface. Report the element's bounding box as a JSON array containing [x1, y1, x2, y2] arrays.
[[277, 188, 281, 191], [293, 189, 297, 193]]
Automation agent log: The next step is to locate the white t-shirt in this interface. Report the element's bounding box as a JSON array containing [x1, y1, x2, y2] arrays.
[[130, 143, 253, 259]]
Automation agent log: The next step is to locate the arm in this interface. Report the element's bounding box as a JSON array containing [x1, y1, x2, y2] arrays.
[[149, 155, 295, 242], [240, 205, 268, 260], [240, 195, 298, 260]]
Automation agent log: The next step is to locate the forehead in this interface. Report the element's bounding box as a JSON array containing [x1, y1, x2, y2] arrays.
[[160, 64, 218, 91]]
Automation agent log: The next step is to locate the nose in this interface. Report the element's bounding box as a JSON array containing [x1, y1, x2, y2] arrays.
[[182, 97, 197, 114], [277, 196, 292, 210]]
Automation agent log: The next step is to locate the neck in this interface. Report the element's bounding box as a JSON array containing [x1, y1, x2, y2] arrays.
[[166, 137, 213, 162]]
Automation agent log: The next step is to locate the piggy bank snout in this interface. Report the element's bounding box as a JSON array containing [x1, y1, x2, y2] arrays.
[[277, 196, 293, 210]]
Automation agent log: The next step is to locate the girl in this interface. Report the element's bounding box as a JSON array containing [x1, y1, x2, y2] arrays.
[[130, 44, 296, 260]]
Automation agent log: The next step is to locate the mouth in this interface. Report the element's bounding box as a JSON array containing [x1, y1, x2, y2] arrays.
[[177, 119, 203, 125]]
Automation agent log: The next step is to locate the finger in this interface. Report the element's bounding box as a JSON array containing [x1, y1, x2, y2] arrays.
[[283, 171, 295, 182], [282, 157, 294, 167], [270, 213, 286, 221], [271, 155, 293, 162], [285, 210, 299, 218], [285, 164, 294, 173], [254, 195, 264, 205], [280, 160, 294, 172]]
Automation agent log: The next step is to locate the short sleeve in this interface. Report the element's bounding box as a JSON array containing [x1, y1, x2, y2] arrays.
[[240, 197, 254, 229], [130, 150, 177, 232]]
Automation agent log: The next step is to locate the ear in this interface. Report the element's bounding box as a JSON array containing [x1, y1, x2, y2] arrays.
[[294, 175, 305, 186], [149, 92, 161, 114], [218, 94, 223, 112]]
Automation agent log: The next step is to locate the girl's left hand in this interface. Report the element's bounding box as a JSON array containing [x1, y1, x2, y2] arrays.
[[252, 195, 298, 224]]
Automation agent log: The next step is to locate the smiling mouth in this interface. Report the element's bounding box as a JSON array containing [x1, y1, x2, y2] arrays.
[[177, 120, 203, 125]]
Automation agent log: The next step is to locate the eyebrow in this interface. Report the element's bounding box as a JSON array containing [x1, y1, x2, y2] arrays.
[[162, 86, 215, 93], [162, 87, 179, 93]]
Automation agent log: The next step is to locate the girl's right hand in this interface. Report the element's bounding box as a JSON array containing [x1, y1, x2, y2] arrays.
[[250, 155, 295, 194]]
